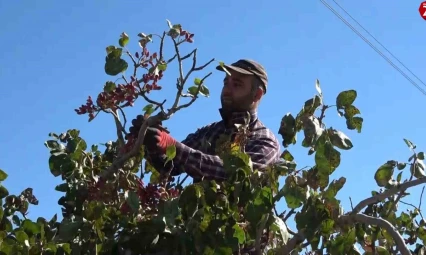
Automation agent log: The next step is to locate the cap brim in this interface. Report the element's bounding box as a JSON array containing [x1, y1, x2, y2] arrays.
[[216, 64, 254, 75]]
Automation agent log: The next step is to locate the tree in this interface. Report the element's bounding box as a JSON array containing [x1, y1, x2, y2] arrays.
[[0, 20, 425, 255]]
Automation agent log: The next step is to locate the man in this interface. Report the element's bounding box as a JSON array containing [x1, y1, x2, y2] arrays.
[[143, 59, 281, 182]]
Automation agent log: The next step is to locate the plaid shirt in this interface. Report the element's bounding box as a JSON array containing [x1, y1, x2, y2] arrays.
[[148, 109, 281, 182]]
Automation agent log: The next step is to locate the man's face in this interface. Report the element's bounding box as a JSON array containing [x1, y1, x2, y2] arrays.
[[220, 70, 260, 112]]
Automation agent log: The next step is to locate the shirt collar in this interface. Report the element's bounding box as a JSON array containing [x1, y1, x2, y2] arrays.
[[219, 108, 258, 127]]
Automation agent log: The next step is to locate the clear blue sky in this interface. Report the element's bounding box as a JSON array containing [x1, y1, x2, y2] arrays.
[[1, 0, 425, 226]]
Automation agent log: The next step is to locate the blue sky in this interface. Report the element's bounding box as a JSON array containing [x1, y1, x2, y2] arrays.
[[1, 0, 425, 230]]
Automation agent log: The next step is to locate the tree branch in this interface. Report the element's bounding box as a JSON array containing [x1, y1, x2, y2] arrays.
[[338, 214, 411, 255], [278, 231, 305, 254], [352, 177, 426, 214]]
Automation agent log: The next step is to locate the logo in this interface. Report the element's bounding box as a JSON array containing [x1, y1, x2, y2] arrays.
[[419, 1, 426, 20]]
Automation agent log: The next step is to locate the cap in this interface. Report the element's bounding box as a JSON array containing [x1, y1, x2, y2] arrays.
[[216, 59, 268, 94]]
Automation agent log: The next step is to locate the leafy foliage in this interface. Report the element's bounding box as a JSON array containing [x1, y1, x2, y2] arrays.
[[0, 21, 425, 255]]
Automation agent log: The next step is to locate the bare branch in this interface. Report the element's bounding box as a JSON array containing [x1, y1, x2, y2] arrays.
[[100, 113, 164, 180], [116, 106, 128, 134], [171, 72, 212, 113], [125, 50, 138, 77], [278, 231, 305, 254], [159, 32, 166, 60], [283, 208, 295, 222], [419, 185, 425, 210], [140, 92, 166, 113], [352, 177, 426, 214], [338, 214, 411, 255]]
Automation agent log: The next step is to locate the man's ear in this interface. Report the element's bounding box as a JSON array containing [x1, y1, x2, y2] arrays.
[[253, 88, 263, 102]]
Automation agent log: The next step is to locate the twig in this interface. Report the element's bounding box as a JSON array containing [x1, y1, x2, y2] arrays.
[[177, 174, 189, 187], [399, 200, 425, 220], [171, 37, 185, 110], [106, 109, 125, 147], [419, 185, 425, 210], [125, 50, 138, 77], [283, 208, 295, 222], [318, 104, 329, 127], [255, 213, 270, 255], [338, 214, 411, 255], [351, 177, 426, 214], [116, 106, 128, 134], [159, 32, 166, 60], [171, 72, 212, 112], [140, 92, 166, 113], [349, 197, 354, 210]]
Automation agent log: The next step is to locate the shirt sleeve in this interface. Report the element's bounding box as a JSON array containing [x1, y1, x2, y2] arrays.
[[173, 134, 280, 181]]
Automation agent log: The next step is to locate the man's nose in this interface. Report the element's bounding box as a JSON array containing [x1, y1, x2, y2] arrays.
[[221, 86, 232, 96]]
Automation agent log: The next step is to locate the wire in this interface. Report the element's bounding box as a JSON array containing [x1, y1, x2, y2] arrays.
[[331, 0, 426, 89], [319, 0, 426, 96]]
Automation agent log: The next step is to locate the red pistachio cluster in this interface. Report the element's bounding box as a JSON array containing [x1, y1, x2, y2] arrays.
[[119, 179, 180, 215], [179, 29, 194, 43]]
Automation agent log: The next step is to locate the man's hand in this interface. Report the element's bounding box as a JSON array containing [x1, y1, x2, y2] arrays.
[[143, 126, 177, 154]]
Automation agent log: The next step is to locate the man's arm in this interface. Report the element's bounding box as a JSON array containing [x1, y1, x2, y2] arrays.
[[144, 124, 212, 175], [172, 135, 280, 181]]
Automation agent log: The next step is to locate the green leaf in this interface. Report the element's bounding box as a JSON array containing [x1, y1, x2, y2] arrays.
[[374, 162, 395, 187], [165, 145, 176, 164], [322, 177, 346, 200], [179, 184, 203, 219], [397, 162, 406, 170], [301, 115, 323, 147], [199, 85, 210, 97], [346, 117, 363, 133], [302, 95, 322, 115], [142, 104, 155, 116], [396, 172, 403, 182], [278, 113, 297, 148], [344, 105, 361, 118], [150, 169, 160, 184], [410, 160, 426, 179], [118, 32, 129, 47], [126, 191, 140, 213], [158, 63, 167, 71], [14, 230, 29, 246], [106, 46, 122, 58], [194, 78, 202, 85], [103, 81, 116, 92], [328, 128, 353, 150], [45, 140, 62, 151], [22, 219, 41, 235], [219, 61, 231, 76], [0, 169, 7, 181], [336, 90, 357, 108], [321, 219, 335, 235], [56, 219, 83, 242], [187, 86, 198, 96], [315, 139, 341, 175], [48, 154, 67, 177], [315, 79, 322, 96], [0, 186, 9, 199], [105, 57, 128, 76], [271, 215, 290, 244], [403, 138, 415, 150], [418, 152, 425, 160], [279, 176, 309, 209], [55, 183, 68, 192], [281, 150, 294, 161], [232, 224, 246, 244]]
